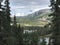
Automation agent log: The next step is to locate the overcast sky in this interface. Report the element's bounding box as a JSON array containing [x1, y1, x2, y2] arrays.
[[9, 0, 50, 16]]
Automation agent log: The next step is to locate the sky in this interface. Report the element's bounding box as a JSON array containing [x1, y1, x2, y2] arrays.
[[9, 0, 50, 16]]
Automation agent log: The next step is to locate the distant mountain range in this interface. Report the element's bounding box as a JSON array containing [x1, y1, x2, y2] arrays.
[[12, 9, 52, 27]]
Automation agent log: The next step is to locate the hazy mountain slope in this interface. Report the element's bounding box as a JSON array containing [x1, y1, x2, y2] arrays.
[[12, 9, 52, 27]]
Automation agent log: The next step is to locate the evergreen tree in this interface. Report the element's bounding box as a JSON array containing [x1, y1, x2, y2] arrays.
[[17, 25, 23, 45], [50, 0, 60, 45], [13, 15, 17, 26], [0, 0, 6, 45], [0, 1, 3, 45], [24, 31, 30, 45], [0, 0, 2, 31], [1, 0, 12, 44], [48, 37, 53, 45], [12, 15, 23, 45], [40, 38, 46, 45], [4, 0, 11, 33], [31, 32, 39, 45], [12, 15, 17, 37], [6, 15, 18, 45]]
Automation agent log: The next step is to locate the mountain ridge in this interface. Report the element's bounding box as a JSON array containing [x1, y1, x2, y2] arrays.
[[11, 9, 51, 27]]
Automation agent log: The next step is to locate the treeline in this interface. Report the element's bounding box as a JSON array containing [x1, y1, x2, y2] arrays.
[[0, 0, 51, 45], [0, 0, 23, 45], [49, 0, 60, 45], [0, 0, 47, 45]]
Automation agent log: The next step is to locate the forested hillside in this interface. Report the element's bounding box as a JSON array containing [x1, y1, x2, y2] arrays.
[[1, 0, 60, 45], [12, 9, 52, 27]]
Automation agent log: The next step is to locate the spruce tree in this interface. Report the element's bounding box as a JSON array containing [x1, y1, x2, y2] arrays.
[[17, 25, 23, 45], [2, 0, 11, 44], [40, 38, 46, 45], [50, 0, 60, 45], [6, 15, 18, 45], [0, 2, 3, 31], [31, 32, 38, 45], [13, 15, 17, 26], [0, 0, 6, 45], [0, 1, 3, 45], [12, 15, 23, 45], [4, 0, 11, 33], [48, 38, 52, 45], [12, 15, 17, 37]]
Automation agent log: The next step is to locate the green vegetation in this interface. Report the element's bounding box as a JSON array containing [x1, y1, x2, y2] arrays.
[[1, 0, 60, 45], [12, 12, 51, 27], [49, 0, 60, 45]]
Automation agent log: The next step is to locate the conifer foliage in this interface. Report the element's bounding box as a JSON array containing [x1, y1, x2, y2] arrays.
[[0, 0, 24, 45], [40, 38, 46, 45], [50, 0, 60, 45], [4, 0, 11, 33], [0, 1, 5, 45], [0, 0, 57, 45]]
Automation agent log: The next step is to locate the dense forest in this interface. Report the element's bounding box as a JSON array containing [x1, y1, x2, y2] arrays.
[[0, 0, 60, 45]]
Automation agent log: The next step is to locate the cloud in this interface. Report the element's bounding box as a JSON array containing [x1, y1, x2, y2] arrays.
[[10, 5, 50, 15], [9, 0, 50, 15], [16, 13, 25, 16], [11, 5, 49, 10], [11, 6, 26, 9], [11, 13, 25, 17], [30, 2, 37, 4], [33, 7, 50, 12], [10, 0, 50, 6], [10, 0, 50, 9]]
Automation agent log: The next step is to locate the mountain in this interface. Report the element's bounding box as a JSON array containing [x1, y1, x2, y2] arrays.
[[24, 9, 50, 20], [12, 9, 52, 27]]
